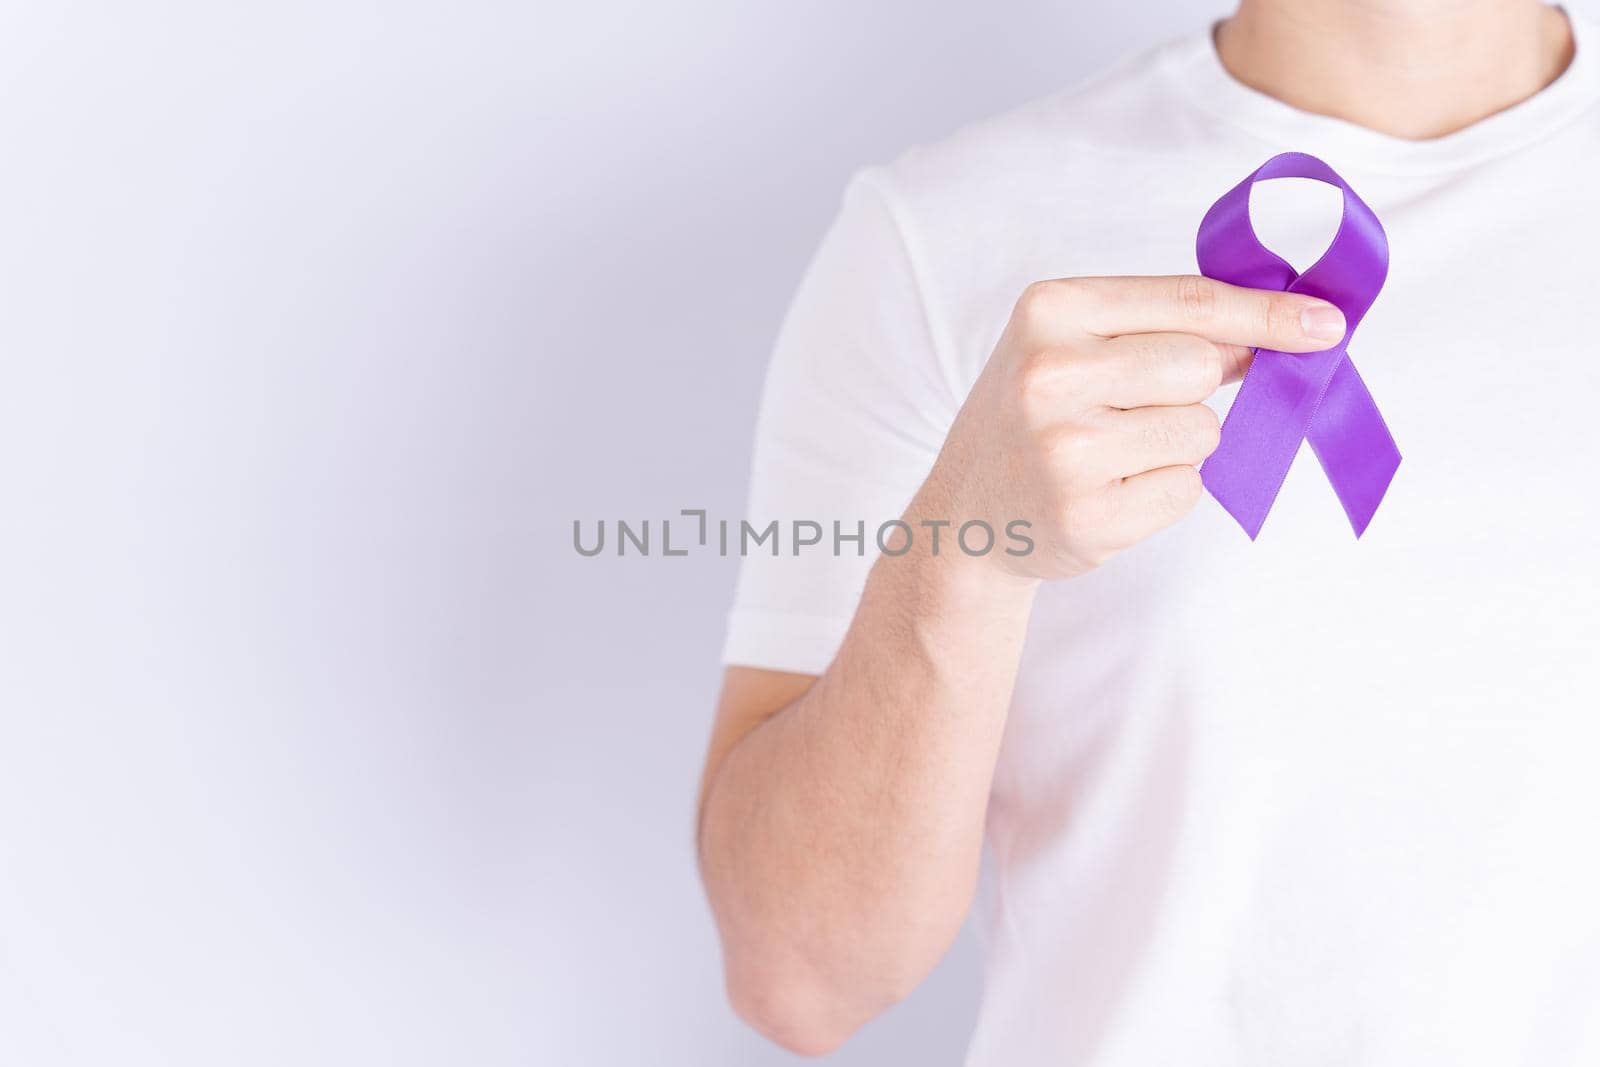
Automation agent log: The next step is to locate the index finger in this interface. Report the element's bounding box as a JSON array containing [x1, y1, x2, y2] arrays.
[[1059, 275, 1346, 353]]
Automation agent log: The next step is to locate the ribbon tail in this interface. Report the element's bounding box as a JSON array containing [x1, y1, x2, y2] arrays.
[[1200, 345, 1347, 539], [1305, 354, 1402, 538]]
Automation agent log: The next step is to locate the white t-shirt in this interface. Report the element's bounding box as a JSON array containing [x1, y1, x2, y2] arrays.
[[723, 14, 1600, 1066]]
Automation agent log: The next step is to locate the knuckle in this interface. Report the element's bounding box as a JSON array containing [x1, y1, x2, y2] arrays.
[[1060, 495, 1106, 546], [1014, 345, 1050, 383], [1190, 336, 1225, 390], [1049, 277, 1090, 315], [1015, 280, 1067, 327], [1046, 423, 1098, 471], [1193, 405, 1222, 455], [1156, 333, 1222, 393], [1014, 364, 1052, 424], [1164, 466, 1204, 513], [1017, 347, 1092, 413], [1175, 276, 1217, 324], [1014, 281, 1051, 320], [1050, 360, 1090, 401], [1073, 545, 1115, 571], [1142, 413, 1185, 455], [1019, 277, 1093, 326], [1014, 350, 1064, 415], [1043, 422, 1094, 463], [1264, 294, 1299, 343]]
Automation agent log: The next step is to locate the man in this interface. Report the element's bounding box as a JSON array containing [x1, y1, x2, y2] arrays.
[[697, 1, 1600, 1062]]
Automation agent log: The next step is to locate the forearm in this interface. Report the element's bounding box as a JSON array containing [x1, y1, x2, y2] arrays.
[[698, 495, 1037, 1051]]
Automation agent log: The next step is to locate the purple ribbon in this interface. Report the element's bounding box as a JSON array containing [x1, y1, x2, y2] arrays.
[[1197, 152, 1400, 539]]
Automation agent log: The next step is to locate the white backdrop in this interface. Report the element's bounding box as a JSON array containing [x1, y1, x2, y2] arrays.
[[6, 1, 1498, 1063]]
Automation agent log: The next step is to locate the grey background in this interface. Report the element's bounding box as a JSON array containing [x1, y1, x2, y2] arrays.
[[10, 0, 1524, 1062]]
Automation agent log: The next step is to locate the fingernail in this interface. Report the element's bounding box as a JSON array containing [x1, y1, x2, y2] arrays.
[[1301, 304, 1346, 343]]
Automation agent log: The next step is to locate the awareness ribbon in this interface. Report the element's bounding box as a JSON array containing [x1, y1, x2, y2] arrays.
[[1196, 152, 1400, 539]]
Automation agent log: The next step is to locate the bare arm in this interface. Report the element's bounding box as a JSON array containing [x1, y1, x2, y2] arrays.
[[697, 276, 1346, 1054], [698, 498, 1035, 1055]]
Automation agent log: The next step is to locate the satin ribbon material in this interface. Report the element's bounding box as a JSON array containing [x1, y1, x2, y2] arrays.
[[1197, 152, 1400, 539]]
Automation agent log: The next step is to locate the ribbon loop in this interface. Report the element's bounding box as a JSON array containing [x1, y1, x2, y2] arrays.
[[1196, 152, 1400, 538]]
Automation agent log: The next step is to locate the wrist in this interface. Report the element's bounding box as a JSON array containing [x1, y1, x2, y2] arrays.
[[864, 534, 1036, 685], [872, 489, 1039, 639], [900, 472, 1040, 591]]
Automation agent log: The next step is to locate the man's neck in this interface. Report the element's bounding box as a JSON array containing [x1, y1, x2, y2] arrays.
[[1216, 0, 1575, 139]]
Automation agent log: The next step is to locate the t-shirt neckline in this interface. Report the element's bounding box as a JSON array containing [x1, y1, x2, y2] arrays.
[[1161, 7, 1600, 176]]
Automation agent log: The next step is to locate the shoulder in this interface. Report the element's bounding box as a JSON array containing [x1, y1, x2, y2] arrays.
[[859, 34, 1209, 219]]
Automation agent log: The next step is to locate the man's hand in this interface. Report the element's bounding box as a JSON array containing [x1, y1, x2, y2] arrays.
[[921, 275, 1346, 579]]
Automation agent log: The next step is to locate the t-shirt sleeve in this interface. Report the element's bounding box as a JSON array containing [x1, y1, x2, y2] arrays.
[[721, 170, 963, 674]]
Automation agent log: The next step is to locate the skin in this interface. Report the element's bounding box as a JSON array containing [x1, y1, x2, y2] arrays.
[[697, 0, 1575, 1055], [1218, 0, 1574, 139]]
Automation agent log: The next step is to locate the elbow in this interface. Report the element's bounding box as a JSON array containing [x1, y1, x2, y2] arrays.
[[724, 958, 908, 1057]]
